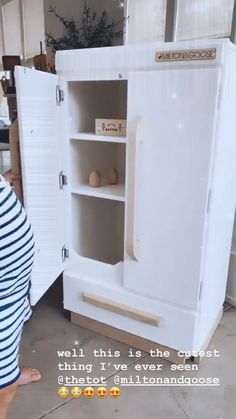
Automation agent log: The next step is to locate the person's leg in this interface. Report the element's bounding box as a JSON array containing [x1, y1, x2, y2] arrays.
[[0, 384, 17, 419], [17, 368, 41, 386], [0, 369, 41, 419]]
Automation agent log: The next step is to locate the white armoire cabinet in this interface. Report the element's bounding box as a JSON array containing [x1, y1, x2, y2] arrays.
[[15, 39, 236, 354]]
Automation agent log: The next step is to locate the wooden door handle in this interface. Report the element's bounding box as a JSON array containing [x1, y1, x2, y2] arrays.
[[82, 292, 163, 327]]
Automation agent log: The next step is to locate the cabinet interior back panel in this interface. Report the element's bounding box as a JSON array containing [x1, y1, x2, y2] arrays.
[[71, 195, 124, 265], [68, 81, 127, 133], [70, 141, 126, 186]]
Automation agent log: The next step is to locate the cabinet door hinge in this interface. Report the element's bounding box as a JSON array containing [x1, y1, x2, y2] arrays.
[[62, 246, 69, 262], [59, 171, 67, 189], [56, 85, 64, 104]]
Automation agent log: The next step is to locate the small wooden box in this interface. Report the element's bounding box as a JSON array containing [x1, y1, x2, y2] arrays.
[[95, 119, 126, 137]]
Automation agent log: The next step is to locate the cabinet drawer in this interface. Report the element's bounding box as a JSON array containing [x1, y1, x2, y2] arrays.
[[63, 273, 198, 351]]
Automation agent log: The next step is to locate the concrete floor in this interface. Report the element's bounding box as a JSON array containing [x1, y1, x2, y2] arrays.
[[7, 278, 236, 419]]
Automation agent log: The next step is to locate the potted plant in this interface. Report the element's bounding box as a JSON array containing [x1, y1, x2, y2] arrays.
[[46, 1, 125, 52]]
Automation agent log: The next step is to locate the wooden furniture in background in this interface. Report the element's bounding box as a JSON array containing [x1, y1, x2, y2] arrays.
[[9, 118, 23, 204], [2, 56, 21, 96]]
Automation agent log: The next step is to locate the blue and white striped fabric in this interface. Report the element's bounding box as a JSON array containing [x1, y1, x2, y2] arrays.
[[0, 176, 35, 388]]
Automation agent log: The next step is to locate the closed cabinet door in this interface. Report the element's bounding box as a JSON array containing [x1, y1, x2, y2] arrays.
[[124, 67, 221, 309]]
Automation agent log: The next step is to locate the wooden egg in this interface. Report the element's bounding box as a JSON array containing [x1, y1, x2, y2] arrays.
[[89, 170, 102, 187], [108, 168, 119, 185]]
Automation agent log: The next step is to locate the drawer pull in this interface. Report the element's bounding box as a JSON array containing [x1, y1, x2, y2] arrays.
[[82, 292, 162, 327]]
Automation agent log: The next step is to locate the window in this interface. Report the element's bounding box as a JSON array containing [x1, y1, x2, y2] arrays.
[[0, 0, 45, 60], [125, 0, 167, 44], [22, 0, 45, 58], [0, 6, 4, 56], [175, 0, 234, 40], [2, 0, 22, 55]]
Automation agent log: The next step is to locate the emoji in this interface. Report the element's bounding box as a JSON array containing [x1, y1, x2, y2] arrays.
[[58, 386, 70, 398], [96, 386, 108, 398], [71, 387, 83, 399], [84, 387, 95, 398], [109, 387, 121, 398]]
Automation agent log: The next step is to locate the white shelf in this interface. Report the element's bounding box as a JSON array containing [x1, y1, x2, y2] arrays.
[[70, 132, 126, 144], [71, 183, 125, 202]]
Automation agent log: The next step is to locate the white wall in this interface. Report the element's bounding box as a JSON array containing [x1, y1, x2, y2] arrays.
[[44, 0, 125, 47]]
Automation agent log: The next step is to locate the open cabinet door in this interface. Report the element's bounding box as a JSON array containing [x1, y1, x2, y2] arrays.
[[15, 67, 64, 305]]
